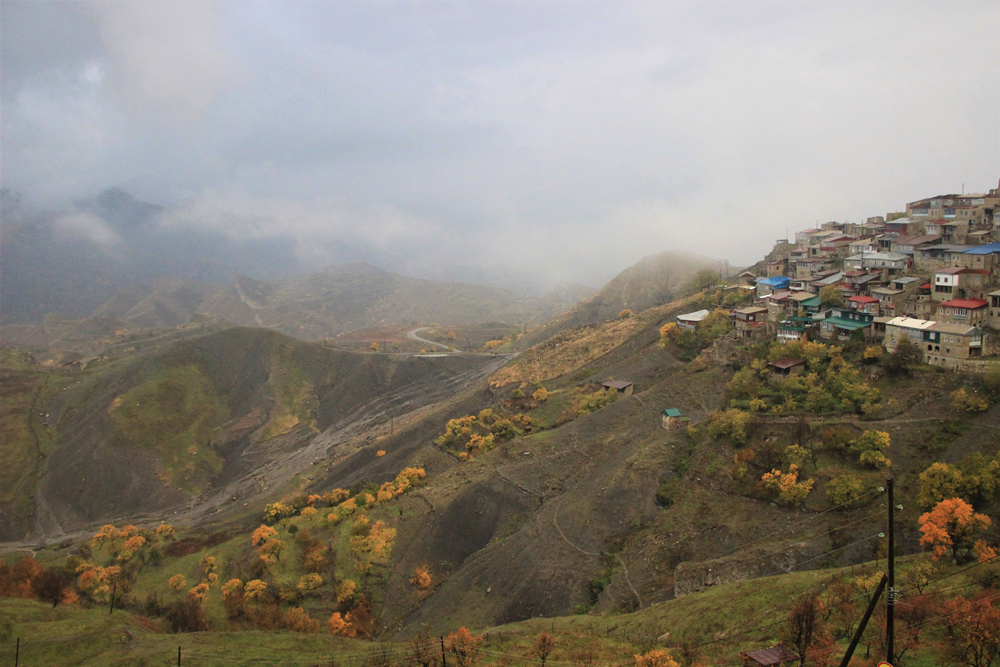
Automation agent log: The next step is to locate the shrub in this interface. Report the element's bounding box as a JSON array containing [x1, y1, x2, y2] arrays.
[[706, 408, 755, 445], [952, 388, 990, 413], [165, 598, 208, 632], [285, 607, 320, 633], [759, 465, 814, 506], [509, 387, 524, 399], [533, 387, 548, 402], [490, 418, 516, 439], [827, 474, 866, 508], [618, 309, 633, 319], [851, 430, 891, 468], [410, 565, 432, 590]]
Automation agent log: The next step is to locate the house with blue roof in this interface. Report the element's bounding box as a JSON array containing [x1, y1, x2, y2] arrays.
[[959, 243, 1000, 275], [756, 275, 791, 298]]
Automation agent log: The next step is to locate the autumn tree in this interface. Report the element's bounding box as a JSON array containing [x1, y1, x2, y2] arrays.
[[410, 565, 432, 590], [948, 596, 1000, 667], [759, 465, 814, 506], [533, 633, 554, 667], [633, 649, 680, 667], [618, 309, 633, 319], [370, 342, 379, 352], [222, 579, 245, 618], [783, 594, 821, 667], [919, 498, 992, 564], [285, 606, 320, 633], [445, 627, 482, 667], [850, 430, 891, 468], [533, 387, 548, 402], [953, 388, 990, 412], [408, 629, 439, 667], [33, 566, 71, 609]]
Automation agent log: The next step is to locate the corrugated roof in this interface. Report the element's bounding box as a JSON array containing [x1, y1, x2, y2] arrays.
[[963, 243, 1000, 255], [677, 309, 710, 322], [938, 298, 988, 309], [848, 296, 879, 303], [662, 408, 682, 417], [757, 276, 791, 286]]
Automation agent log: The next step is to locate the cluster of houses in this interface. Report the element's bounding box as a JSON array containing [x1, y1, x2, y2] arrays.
[[677, 183, 1000, 370]]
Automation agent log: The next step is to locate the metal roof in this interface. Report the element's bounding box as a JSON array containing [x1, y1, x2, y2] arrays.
[[757, 276, 791, 286], [662, 408, 682, 417], [602, 380, 633, 390], [938, 298, 988, 309], [963, 243, 1000, 255], [677, 309, 710, 322], [886, 317, 937, 330]]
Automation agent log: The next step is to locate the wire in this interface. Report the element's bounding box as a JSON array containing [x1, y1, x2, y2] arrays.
[[711, 486, 883, 561]]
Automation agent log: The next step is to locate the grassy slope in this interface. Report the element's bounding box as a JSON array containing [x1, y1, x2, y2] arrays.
[[7, 287, 1000, 659], [0, 552, 977, 666]]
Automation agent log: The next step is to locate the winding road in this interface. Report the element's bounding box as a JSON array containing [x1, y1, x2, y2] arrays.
[[407, 327, 458, 351]]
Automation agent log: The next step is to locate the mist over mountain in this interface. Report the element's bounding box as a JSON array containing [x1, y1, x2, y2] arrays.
[[1, 188, 304, 324]]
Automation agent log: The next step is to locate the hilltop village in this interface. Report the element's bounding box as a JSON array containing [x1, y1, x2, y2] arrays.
[[676, 183, 1000, 372]]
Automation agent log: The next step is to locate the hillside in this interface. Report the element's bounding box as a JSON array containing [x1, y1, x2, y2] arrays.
[[0, 328, 508, 542], [4, 282, 1000, 662], [520, 250, 725, 347]]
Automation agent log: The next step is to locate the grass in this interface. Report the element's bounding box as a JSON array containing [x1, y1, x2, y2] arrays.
[[1, 553, 981, 666], [110, 363, 230, 493]]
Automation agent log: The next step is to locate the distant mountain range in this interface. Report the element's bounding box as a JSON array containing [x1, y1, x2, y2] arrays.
[[87, 266, 595, 339], [1, 188, 595, 335]]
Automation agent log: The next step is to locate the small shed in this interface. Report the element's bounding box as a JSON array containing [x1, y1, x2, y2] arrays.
[[602, 380, 633, 396], [741, 646, 799, 667], [661, 408, 687, 430], [767, 357, 806, 378]]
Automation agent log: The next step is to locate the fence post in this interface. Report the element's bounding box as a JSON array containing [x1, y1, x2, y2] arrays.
[[440, 636, 447, 667], [109, 580, 117, 614], [15, 637, 19, 667], [178, 645, 182, 666]]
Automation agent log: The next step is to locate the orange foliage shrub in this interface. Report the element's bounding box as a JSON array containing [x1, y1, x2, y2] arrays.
[[634, 649, 680, 667], [285, 606, 320, 633], [410, 565, 432, 590], [445, 627, 482, 667]]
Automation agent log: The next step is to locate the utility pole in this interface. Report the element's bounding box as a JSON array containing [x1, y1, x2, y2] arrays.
[[839, 573, 887, 667], [109, 580, 117, 614], [887, 477, 895, 664]]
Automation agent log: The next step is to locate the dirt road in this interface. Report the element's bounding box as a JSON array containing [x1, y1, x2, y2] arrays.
[[407, 327, 456, 351]]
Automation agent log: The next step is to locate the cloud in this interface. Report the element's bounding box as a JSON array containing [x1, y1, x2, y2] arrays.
[[86, 1, 239, 120], [2, 1, 998, 292]]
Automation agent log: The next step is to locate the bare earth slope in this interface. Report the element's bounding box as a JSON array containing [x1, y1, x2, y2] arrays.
[[0, 327, 508, 542]]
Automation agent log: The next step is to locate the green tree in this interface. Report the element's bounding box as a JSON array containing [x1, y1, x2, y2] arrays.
[[827, 474, 867, 509], [819, 284, 846, 308]]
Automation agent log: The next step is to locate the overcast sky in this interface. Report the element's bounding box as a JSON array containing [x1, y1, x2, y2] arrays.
[[3, 1, 998, 291]]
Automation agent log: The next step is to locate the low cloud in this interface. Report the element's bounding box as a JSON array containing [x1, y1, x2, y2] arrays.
[[2, 1, 998, 292]]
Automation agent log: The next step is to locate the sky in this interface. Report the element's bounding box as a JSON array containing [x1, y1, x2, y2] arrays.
[[3, 1, 999, 292]]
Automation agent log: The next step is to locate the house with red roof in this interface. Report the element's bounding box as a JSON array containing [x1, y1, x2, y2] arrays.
[[936, 298, 989, 326], [933, 267, 993, 302], [847, 295, 879, 315]]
